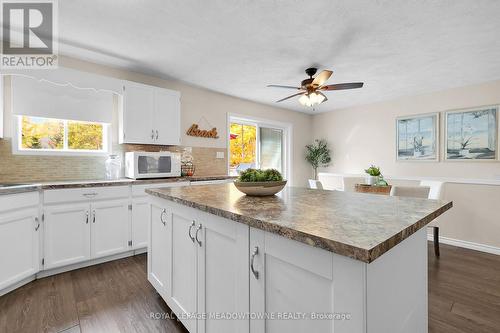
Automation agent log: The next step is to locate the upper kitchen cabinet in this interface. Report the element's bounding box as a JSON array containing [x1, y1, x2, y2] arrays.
[[119, 80, 181, 146]]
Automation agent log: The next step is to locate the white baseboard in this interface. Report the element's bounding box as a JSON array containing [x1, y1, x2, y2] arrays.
[[427, 233, 500, 256]]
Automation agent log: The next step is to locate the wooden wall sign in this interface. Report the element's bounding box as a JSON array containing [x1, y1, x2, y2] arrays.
[[186, 124, 219, 139]]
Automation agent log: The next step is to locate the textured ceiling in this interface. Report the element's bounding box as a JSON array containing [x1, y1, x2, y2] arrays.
[[58, 0, 500, 113]]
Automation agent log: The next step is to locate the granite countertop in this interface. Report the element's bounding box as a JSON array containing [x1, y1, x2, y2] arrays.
[[0, 175, 235, 195], [146, 184, 453, 263]]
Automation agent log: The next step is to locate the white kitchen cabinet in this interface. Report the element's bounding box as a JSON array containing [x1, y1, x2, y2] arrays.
[[43, 203, 91, 269], [132, 181, 189, 250], [148, 202, 172, 300], [120, 80, 181, 145], [91, 199, 130, 259], [0, 209, 39, 291], [169, 203, 198, 333], [149, 199, 249, 333], [154, 87, 181, 145], [196, 210, 249, 333], [249, 228, 365, 333], [131, 199, 150, 249]]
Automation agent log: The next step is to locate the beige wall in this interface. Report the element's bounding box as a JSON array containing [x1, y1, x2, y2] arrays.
[[313, 80, 500, 251], [1, 56, 313, 185]]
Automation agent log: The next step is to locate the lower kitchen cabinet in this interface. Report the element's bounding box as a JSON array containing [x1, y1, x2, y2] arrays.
[[0, 209, 40, 291], [91, 199, 130, 259], [131, 199, 149, 249], [44, 203, 91, 269], [149, 199, 250, 333], [148, 202, 172, 299]]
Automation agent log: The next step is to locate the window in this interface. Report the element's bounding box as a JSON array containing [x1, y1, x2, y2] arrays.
[[16, 115, 109, 154], [229, 115, 290, 180]]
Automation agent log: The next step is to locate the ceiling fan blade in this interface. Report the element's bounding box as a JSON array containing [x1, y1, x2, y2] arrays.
[[275, 92, 306, 103], [267, 84, 302, 90], [320, 82, 364, 91], [312, 70, 333, 87]]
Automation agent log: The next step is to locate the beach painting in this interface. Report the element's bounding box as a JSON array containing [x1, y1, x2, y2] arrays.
[[397, 113, 438, 161], [445, 106, 498, 160]]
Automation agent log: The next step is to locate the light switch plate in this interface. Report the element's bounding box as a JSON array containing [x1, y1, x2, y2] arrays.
[[216, 151, 224, 159]]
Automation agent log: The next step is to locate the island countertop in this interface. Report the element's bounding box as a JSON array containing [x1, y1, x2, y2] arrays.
[[146, 184, 453, 263]]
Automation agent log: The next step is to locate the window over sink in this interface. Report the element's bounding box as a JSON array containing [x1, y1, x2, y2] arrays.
[[14, 115, 110, 155]]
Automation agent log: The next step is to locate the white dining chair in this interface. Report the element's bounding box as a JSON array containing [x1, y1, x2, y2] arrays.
[[389, 186, 430, 198], [308, 179, 324, 190], [420, 180, 444, 257]]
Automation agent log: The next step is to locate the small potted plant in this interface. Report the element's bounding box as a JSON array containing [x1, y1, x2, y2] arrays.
[[364, 165, 381, 185], [233, 168, 287, 196]]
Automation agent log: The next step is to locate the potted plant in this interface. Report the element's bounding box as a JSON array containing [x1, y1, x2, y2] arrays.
[[305, 139, 331, 180], [233, 168, 287, 196], [364, 165, 381, 185]]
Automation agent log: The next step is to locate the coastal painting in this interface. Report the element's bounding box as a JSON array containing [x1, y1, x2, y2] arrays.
[[397, 113, 438, 161], [445, 106, 498, 160]]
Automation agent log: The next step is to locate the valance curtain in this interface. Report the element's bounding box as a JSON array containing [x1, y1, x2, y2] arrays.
[[11, 74, 114, 123]]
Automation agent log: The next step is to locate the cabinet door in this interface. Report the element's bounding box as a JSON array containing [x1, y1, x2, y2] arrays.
[[154, 88, 181, 145], [197, 211, 249, 333], [249, 228, 365, 333], [131, 199, 149, 249], [148, 202, 171, 299], [44, 203, 91, 269], [169, 202, 198, 333], [0, 210, 39, 290], [90, 199, 130, 259], [121, 81, 155, 144]]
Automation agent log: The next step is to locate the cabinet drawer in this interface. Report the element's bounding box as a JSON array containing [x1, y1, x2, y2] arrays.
[[0, 191, 39, 213], [44, 186, 130, 204], [132, 181, 189, 197]]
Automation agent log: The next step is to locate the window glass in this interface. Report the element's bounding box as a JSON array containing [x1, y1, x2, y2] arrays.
[[68, 121, 103, 150], [229, 123, 256, 175], [21, 116, 64, 150]]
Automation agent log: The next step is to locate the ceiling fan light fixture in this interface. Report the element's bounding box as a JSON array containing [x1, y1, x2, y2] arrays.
[[299, 92, 325, 107]]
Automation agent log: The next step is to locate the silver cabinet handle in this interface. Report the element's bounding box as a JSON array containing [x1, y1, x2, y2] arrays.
[[85, 211, 89, 224], [35, 217, 40, 231], [251, 246, 259, 279], [83, 192, 98, 197], [188, 221, 196, 242], [151, 129, 155, 139], [92, 210, 96, 223], [160, 209, 167, 226], [155, 130, 159, 140], [195, 224, 202, 247]]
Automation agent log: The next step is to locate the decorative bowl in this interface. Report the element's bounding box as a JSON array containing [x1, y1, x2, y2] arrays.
[[233, 180, 287, 196]]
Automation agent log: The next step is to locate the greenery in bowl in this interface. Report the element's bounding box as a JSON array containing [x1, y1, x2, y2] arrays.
[[238, 168, 283, 182], [364, 165, 381, 176]]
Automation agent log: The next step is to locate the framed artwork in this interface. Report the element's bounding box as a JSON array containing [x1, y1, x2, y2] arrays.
[[445, 106, 498, 161], [396, 113, 439, 161]]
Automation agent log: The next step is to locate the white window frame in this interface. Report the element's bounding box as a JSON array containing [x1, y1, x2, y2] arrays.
[[12, 115, 112, 156], [228, 113, 293, 185]]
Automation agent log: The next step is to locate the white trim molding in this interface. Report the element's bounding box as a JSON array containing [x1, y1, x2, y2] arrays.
[[427, 233, 500, 256]]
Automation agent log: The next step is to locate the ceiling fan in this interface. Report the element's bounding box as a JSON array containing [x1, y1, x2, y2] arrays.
[[267, 67, 363, 107]]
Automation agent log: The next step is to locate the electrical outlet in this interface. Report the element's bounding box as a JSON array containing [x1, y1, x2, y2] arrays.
[[216, 151, 224, 159]]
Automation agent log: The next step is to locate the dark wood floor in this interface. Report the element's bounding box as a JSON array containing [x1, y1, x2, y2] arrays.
[[1, 243, 499, 333]]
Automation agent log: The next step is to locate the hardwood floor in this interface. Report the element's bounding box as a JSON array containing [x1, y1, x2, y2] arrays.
[[0, 255, 188, 333], [1, 243, 499, 333], [428, 243, 500, 333]]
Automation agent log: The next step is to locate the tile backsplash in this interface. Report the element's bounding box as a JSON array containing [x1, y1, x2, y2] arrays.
[[0, 139, 227, 182]]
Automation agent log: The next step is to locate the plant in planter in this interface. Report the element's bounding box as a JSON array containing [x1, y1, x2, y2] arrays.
[[305, 139, 331, 180], [234, 168, 287, 196], [364, 165, 382, 185]]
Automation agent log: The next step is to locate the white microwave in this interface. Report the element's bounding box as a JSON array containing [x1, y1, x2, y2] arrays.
[[125, 151, 181, 179]]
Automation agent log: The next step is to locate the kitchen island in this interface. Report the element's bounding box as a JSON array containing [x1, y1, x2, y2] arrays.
[[146, 184, 452, 333]]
